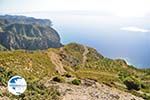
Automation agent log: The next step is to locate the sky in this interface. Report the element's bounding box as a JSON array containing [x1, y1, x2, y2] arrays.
[[1, 0, 150, 18]]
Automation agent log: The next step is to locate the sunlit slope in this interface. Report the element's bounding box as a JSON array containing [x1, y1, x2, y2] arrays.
[[0, 43, 149, 99]]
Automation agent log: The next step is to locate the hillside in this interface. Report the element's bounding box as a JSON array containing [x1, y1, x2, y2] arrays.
[[0, 43, 150, 100], [0, 15, 52, 27], [0, 15, 62, 50]]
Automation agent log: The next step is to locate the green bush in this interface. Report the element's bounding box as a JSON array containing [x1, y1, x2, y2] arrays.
[[0, 67, 5, 72], [72, 79, 81, 85], [14, 82, 60, 100], [123, 76, 141, 91], [142, 93, 150, 100], [0, 90, 3, 96], [118, 71, 130, 81]]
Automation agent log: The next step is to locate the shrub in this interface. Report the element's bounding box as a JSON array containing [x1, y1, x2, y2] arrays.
[[64, 73, 72, 78], [72, 79, 81, 85], [118, 71, 130, 81], [0, 67, 5, 73], [15, 82, 60, 100], [0, 90, 3, 96], [52, 76, 64, 83], [142, 93, 150, 100], [123, 76, 141, 91]]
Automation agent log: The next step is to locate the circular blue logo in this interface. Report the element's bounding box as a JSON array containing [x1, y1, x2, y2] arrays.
[[8, 76, 27, 95]]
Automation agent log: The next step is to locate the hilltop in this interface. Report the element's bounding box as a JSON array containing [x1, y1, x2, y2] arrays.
[[0, 43, 149, 100]]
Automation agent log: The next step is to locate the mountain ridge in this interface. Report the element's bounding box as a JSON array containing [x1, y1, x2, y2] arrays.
[[0, 15, 52, 26], [0, 15, 62, 50], [0, 42, 149, 100]]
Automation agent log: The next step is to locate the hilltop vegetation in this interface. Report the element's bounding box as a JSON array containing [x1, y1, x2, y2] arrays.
[[0, 43, 150, 99]]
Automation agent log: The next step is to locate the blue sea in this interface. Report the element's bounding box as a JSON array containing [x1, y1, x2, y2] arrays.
[[3, 11, 150, 68]]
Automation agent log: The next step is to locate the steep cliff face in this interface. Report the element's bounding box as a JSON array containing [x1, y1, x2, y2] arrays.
[[0, 15, 62, 50]]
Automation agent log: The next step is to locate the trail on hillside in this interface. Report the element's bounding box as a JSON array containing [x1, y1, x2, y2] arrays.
[[49, 52, 66, 75], [46, 79, 144, 100], [82, 45, 89, 67]]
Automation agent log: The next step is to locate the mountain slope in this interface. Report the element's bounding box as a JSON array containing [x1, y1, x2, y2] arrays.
[[0, 15, 52, 27], [0, 15, 149, 100], [0, 43, 149, 100], [0, 15, 62, 50]]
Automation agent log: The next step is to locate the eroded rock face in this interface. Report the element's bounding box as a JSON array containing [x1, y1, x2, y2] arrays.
[[0, 15, 62, 50]]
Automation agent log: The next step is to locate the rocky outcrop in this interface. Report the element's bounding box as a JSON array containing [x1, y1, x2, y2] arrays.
[[46, 79, 144, 100], [0, 15, 62, 50], [0, 15, 52, 27]]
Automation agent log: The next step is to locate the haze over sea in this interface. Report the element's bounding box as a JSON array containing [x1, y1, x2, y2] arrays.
[[1, 11, 150, 68]]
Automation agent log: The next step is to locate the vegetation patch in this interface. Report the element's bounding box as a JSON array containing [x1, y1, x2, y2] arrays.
[[52, 76, 65, 83], [123, 76, 141, 90], [72, 79, 81, 85]]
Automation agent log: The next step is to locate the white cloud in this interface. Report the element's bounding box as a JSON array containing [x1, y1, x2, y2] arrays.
[[1, 0, 150, 18], [120, 26, 149, 33]]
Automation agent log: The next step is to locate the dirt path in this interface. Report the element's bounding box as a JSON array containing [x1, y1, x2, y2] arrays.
[[49, 52, 66, 75], [77, 70, 118, 77], [82, 45, 89, 67], [46, 80, 144, 100]]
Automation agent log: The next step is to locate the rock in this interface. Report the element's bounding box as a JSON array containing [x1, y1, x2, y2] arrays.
[[0, 15, 52, 27], [45, 79, 144, 100], [0, 15, 62, 50], [83, 79, 96, 86]]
